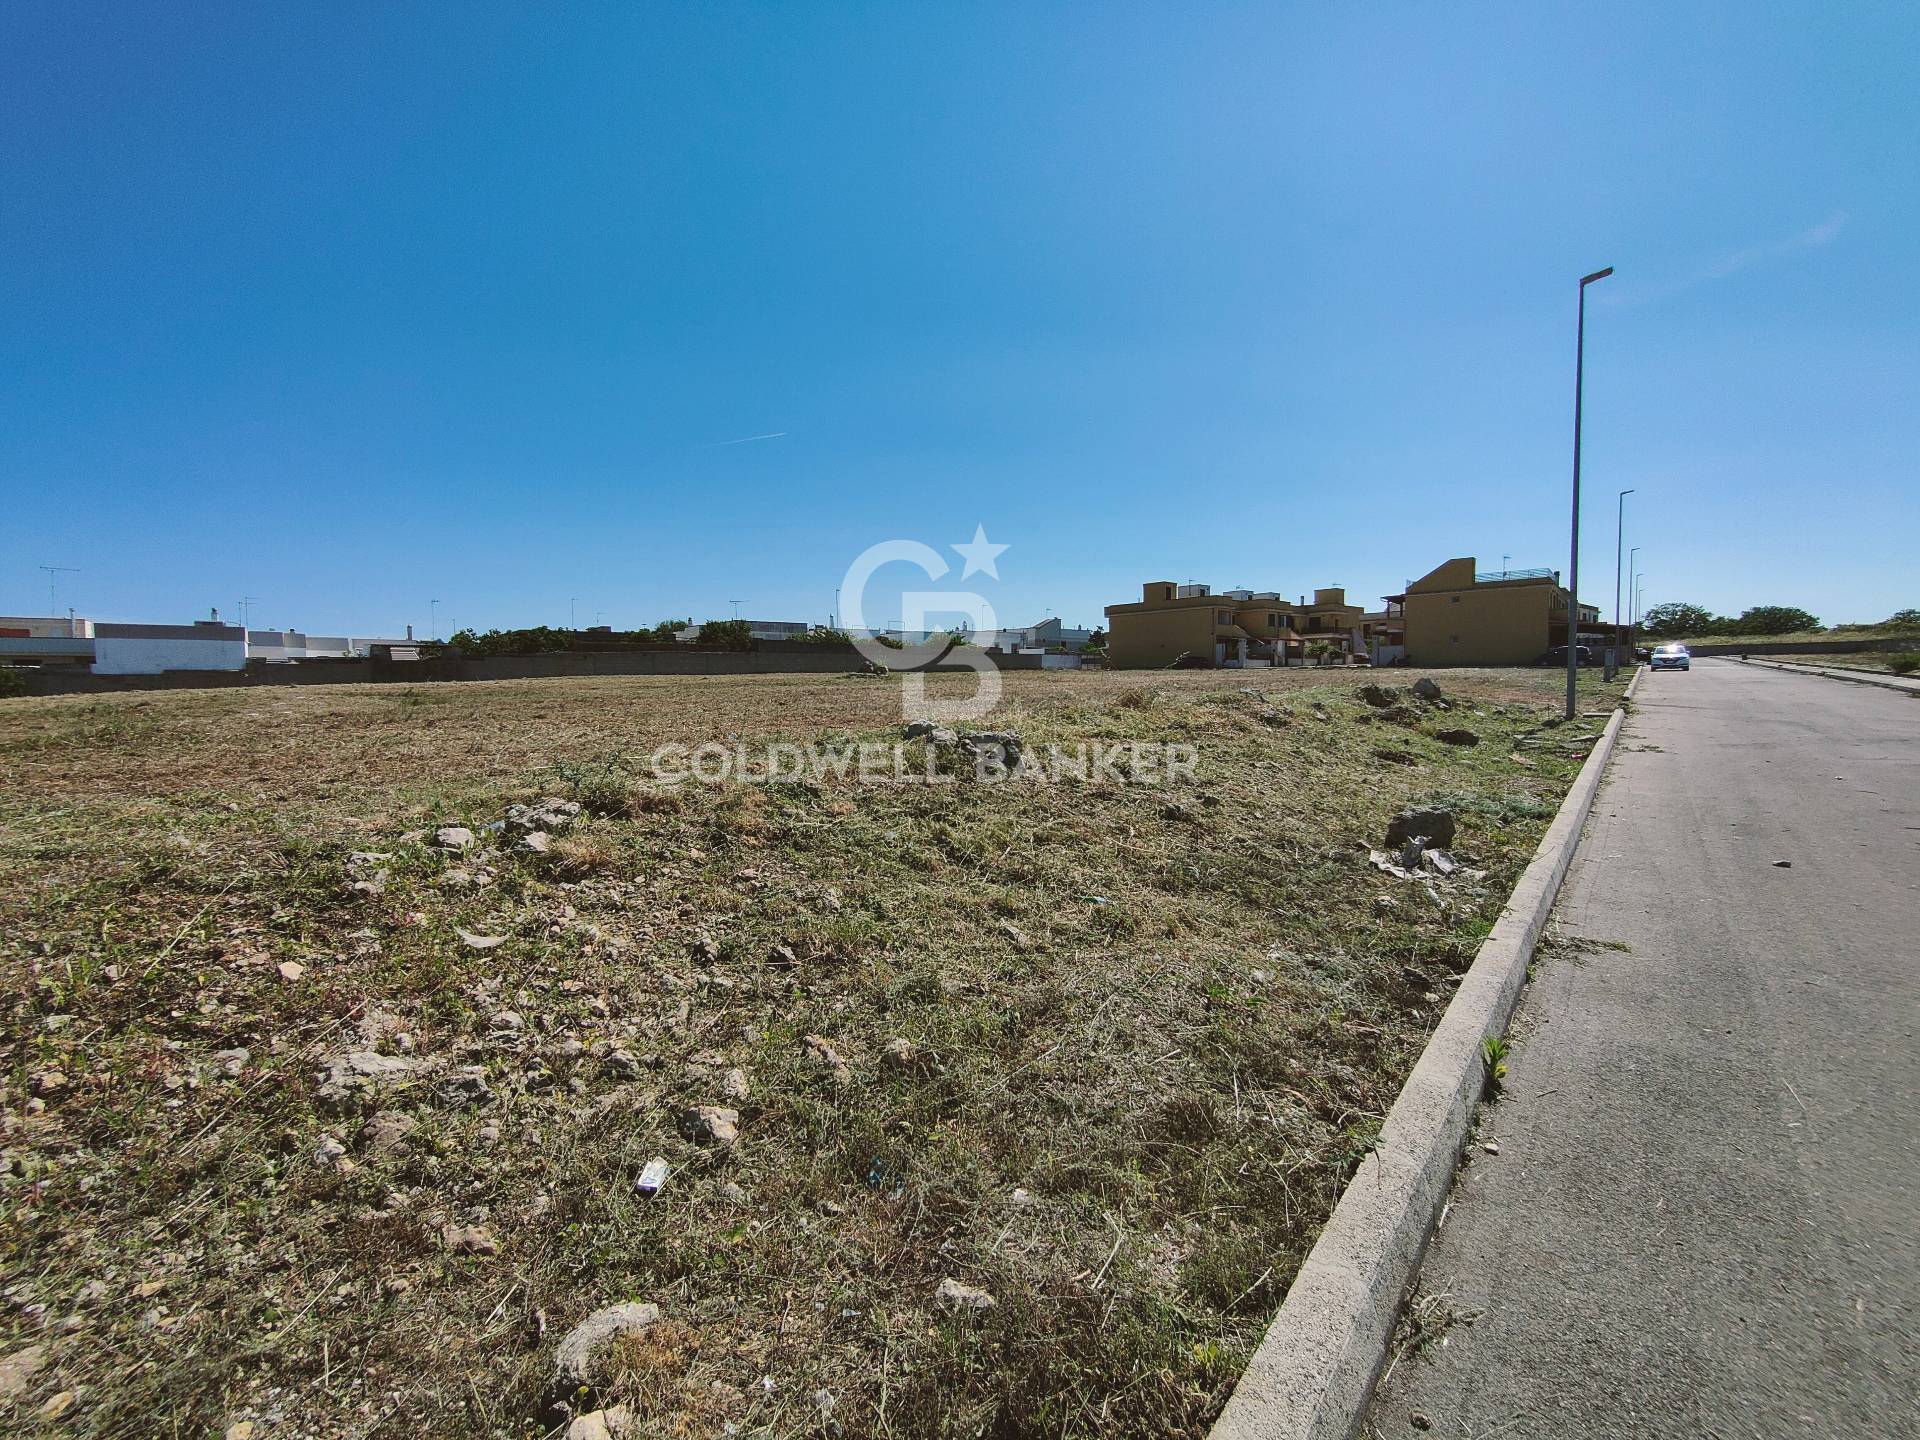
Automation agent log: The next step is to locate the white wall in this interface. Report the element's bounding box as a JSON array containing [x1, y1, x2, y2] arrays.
[[94, 635, 247, 674]]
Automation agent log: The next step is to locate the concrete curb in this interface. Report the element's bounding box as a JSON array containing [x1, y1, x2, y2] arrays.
[[1207, 668, 1641, 1440], [1721, 655, 1920, 696]]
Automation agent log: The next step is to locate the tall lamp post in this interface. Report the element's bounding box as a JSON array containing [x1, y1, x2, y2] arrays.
[[1628, 547, 1641, 628], [1612, 488, 1635, 676], [1567, 265, 1614, 718]]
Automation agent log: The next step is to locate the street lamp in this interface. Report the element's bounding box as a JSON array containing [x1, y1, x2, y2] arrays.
[[1613, 489, 1635, 675], [1567, 265, 1614, 719], [429, 599, 439, 641], [1629, 547, 1641, 629]]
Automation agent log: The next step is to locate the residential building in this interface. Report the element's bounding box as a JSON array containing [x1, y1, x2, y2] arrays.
[[674, 619, 818, 643], [1020, 617, 1096, 653], [1104, 581, 1368, 668], [1360, 599, 1406, 665], [246, 630, 412, 662], [1397, 557, 1607, 666], [1104, 582, 1246, 668], [0, 615, 96, 668], [0, 615, 92, 639]]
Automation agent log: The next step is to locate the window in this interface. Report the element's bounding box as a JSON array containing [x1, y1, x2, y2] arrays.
[[1216, 609, 1230, 625], [1451, 595, 1461, 604]]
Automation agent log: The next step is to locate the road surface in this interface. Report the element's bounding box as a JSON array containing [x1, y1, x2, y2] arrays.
[[1368, 659, 1920, 1439]]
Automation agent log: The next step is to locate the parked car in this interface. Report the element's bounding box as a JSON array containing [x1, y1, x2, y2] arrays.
[[1650, 643, 1692, 672], [1533, 645, 1595, 668]]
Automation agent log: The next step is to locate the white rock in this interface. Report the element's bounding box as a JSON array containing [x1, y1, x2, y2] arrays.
[[313, 1135, 349, 1168], [362, 1111, 418, 1152], [435, 826, 477, 850], [934, 1277, 995, 1311], [554, 1302, 662, 1387], [566, 1408, 632, 1440], [678, 1105, 740, 1146]]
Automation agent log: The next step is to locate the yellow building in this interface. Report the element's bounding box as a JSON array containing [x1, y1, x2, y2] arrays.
[[1398, 558, 1603, 666], [1103, 581, 1366, 668]]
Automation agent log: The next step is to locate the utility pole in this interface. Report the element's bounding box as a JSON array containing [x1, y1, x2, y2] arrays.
[[40, 565, 78, 618], [1568, 265, 1614, 719], [1611, 489, 1635, 677], [569, 597, 579, 631]]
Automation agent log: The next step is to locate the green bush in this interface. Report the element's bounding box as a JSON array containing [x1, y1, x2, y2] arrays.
[[0, 667, 27, 699], [441, 626, 573, 656], [696, 619, 754, 650], [1888, 654, 1919, 676]]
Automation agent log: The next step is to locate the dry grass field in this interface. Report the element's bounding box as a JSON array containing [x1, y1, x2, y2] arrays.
[[0, 666, 1623, 1438]]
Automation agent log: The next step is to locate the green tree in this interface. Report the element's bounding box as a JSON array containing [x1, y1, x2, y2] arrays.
[[1886, 608, 1920, 628], [1639, 602, 1718, 638], [697, 619, 754, 650], [1729, 605, 1820, 635]]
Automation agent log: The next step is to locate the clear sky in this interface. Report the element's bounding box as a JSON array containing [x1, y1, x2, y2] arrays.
[[4, 3, 1915, 637]]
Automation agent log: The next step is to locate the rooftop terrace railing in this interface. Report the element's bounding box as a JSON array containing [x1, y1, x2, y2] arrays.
[[1476, 567, 1556, 582]]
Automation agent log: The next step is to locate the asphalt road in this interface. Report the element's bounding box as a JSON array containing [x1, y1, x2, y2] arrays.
[[1368, 659, 1920, 1439]]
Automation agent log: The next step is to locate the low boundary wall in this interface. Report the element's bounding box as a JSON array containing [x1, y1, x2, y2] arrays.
[[12, 646, 1047, 697]]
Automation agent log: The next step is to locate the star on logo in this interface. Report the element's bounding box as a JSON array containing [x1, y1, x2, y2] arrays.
[[951, 524, 1009, 581]]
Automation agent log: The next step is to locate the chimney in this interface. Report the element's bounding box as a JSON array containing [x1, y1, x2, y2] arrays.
[[406, 624, 414, 641]]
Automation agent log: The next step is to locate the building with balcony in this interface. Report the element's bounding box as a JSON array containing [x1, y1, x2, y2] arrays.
[[1103, 581, 1367, 668]]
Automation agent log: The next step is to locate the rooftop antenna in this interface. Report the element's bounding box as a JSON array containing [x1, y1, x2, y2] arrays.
[[239, 596, 262, 630], [730, 599, 743, 621], [429, 599, 439, 640], [39, 565, 78, 616]]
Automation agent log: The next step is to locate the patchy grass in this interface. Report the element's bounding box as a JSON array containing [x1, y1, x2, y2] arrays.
[[1754, 651, 1920, 676], [0, 666, 1621, 1438]]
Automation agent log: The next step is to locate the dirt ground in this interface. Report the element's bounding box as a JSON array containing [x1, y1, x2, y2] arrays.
[[0, 666, 1622, 1438]]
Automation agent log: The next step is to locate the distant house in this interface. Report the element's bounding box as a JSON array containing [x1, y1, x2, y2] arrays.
[[1398, 558, 1609, 666], [246, 630, 412, 662], [674, 619, 818, 643], [1103, 581, 1367, 668], [0, 615, 95, 668]]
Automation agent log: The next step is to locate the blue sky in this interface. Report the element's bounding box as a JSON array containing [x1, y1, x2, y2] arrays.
[[4, 2, 1915, 637]]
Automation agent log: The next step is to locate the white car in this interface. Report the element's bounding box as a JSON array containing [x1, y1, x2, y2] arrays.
[[1650, 643, 1691, 671]]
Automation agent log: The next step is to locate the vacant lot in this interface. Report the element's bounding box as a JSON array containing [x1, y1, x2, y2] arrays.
[[0, 667, 1622, 1438]]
